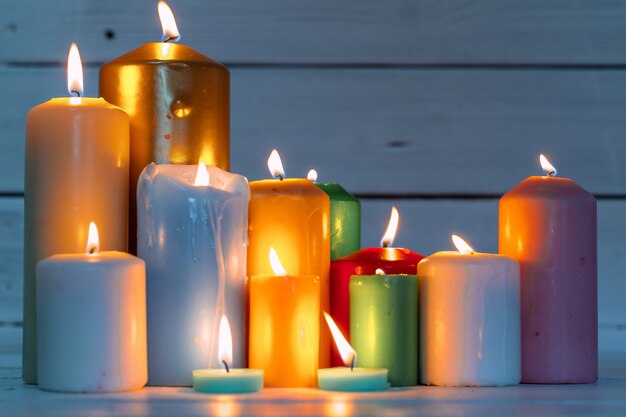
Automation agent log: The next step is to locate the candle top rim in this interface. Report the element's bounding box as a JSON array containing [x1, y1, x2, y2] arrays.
[[318, 366, 388, 374], [141, 163, 249, 196], [33, 97, 124, 111], [314, 182, 360, 202], [101, 43, 226, 69], [502, 175, 595, 202], [38, 251, 142, 264], [333, 247, 424, 263], [423, 251, 518, 262], [192, 368, 264, 376]]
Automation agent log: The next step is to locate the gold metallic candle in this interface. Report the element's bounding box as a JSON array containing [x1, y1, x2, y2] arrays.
[[99, 1, 229, 252]]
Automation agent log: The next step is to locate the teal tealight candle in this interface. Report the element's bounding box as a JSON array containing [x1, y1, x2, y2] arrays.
[[308, 170, 361, 260], [350, 273, 418, 387], [318, 367, 388, 392], [192, 369, 263, 394]]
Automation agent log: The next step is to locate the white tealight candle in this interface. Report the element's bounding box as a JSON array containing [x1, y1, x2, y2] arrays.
[[192, 316, 263, 394], [418, 234, 521, 387], [36, 223, 147, 393], [317, 313, 388, 392]]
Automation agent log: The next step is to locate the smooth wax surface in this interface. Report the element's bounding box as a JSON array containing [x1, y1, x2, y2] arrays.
[[37, 252, 146, 393], [499, 176, 597, 384], [318, 367, 388, 392], [249, 274, 320, 387], [330, 248, 423, 367], [313, 182, 361, 260], [350, 274, 418, 387], [24, 97, 129, 384], [137, 164, 249, 386], [192, 369, 263, 394], [100, 42, 230, 253], [248, 178, 330, 368], [418, 251, 521, 387]]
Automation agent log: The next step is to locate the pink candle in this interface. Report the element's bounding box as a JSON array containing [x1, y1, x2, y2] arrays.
[[499, 155, 597, 384]]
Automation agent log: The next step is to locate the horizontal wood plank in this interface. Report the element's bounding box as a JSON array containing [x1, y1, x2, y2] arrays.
[[4, 1, 626, 65], [1, 197, 624, 331], [3, 67, 626, 194]]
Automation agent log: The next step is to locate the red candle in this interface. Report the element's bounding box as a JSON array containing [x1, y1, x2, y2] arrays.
[[499, 155, 597, 383], [329, 207, 424, 367]]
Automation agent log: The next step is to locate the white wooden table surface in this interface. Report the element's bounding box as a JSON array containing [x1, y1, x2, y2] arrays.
[[2, 354, 625, 417]]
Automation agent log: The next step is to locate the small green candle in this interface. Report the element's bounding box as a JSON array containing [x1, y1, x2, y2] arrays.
[[350, 272, 418, 387], [308, 170, 361, 260]]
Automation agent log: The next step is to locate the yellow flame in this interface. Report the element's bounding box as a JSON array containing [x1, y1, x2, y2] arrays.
[[218, 315, 233, 369], [194, 160, 210, 186], [452, 234, 474, 254], [380, 206, 399, 247], [86, 222, 99, 255], [158, 1, 180, 42], [375, 268, 385, 275], [267, 149, 285, 178], [269, 247, 288, 276], [307, 169, 318, 182], [539, 154, 557, 177], [324, 312, 356, 367], [67, 43, 83, 97]]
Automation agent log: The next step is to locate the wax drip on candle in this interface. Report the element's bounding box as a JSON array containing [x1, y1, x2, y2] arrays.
[[539, 154, 557, 177], [380, 206, 399, 248]]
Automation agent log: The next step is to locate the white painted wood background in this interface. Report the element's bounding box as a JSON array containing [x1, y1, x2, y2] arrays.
[[1, 0, 625, 367]]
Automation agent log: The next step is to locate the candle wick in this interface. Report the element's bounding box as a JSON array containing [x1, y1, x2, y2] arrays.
[[70, 90, 81, 98], [350, 357, 356, 372], [162, 34, 180, 43], [222, 360, 230, 373], [547, 169, 556, 177], [381, 242, 388, 248], [277, 175, 283, 181], [88, 246, 96, 255]]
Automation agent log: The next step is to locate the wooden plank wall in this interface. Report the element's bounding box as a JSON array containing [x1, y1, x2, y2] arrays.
[[1, 0, 626, 363]]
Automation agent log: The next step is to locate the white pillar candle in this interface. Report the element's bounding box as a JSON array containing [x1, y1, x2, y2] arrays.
[[418, 235, 521, 387], [37, 223, 146, 393], [137, 162, 250, 386]]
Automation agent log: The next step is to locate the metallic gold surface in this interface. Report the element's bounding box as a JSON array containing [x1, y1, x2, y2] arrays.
[[99, 43, 229, 252]]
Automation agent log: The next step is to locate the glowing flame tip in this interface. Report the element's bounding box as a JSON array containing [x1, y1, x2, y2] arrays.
[[375, 268, 385, 275], [86, 222, 99, 255], [218, 315, 233, 371], [307, 169, 318, 182], [324, 312, 357, 368], [194, 160, 210, 186], [269, 247, 288, 276], [267, 149, 285, 179], [452, 234, 474, 255], [158, 1, 180, 42], [539, 154, 557, 177], [380, 206, 399, 247], [67, 43, 83, 97]]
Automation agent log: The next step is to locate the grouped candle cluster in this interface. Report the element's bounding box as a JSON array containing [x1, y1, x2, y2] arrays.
[[22, 2, 598, 395]]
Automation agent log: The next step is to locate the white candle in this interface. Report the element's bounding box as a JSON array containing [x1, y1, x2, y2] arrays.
[[137, 162, 250, 386], [417, 235, 521, 387], [36, 223, 146, 393]]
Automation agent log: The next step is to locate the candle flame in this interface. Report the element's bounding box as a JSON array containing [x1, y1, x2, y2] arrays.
[[67, 43, 83, 98], [307, 169, 318, 182], [218, 315, 233, 371], [269, 247, 288, 276], [158, 1, 181, 42], [375, 268, 385, 275], [380, 206, 399, 248], [194, 160, 210, 186], [452, 234, 474, 255], [267, 149, 285, 179], [324, 312, 357, 368], [86, 222, 99, 255], [539, 154, 557, 177]]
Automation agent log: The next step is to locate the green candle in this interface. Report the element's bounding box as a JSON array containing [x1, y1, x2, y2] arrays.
[[308, 170, 361, 260], [350, 273, 418, 387]]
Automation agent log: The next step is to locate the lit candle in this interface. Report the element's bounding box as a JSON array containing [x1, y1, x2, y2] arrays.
[[329, 207, 423, 367], [193, 316, 263, 394], [36, 223, 146, 393], [248, 150, 331, 368], [418, 235, 521, 387], [350, 268, 418, 386], [100, 1, 229, 253], [137, 161, 249, 386], [249, 248, 320, 387], [307, 169, 361, 260], [23, 43, 129, 384], [318, 313, 388, 392], [499, 154, 597, 384]]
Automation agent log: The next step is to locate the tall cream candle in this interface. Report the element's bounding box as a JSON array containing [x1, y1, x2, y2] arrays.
[[23, 44, 129, 384]]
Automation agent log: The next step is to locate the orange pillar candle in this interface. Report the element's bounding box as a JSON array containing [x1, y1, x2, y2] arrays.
[[247, 150, 331, 368], [249, 248, 320, 387], [99, 1, 229, 253], [23, 44, 129, 384]]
